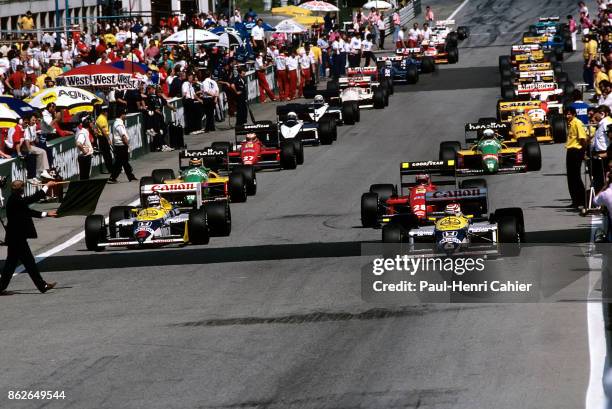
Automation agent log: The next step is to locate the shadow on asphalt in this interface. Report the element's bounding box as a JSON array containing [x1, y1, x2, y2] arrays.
[[22, 227, 591, 273]]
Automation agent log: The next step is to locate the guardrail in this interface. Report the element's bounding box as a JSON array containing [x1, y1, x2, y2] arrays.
[[385, 0, 422, 32]]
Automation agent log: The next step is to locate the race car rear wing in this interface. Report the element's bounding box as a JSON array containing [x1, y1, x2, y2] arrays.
[[338, 76, 373, 88], [497, 100, 542, 112], [425, 187, 489, 218], [302, 87, 341, 101], [396, 48, 422, 55], [539, 16, 560, 22], [399, 160, 457, 193], [511, 44, 541, 52], [522, 35, 548, 44], [436, 19, 455, 26], [179, 148, 228, 171], [518, 69, 555, 78], [346, 66, 378, 76], [140, 182, 203, 208], [464, 121, 509, 142], [518, 62, 552, 71], [235, 120, 279, 147]]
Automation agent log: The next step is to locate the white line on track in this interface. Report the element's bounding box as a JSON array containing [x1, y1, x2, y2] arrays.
[[585, 214, 607, 409], [448, 0, 470, 20], [13, 198, 140, 275]]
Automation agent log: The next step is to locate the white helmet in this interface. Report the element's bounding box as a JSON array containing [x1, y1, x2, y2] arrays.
[[287, 111, 298, 121], [445, 203, 462, 216], [385, 59, 392, 67], [147, 194, 161, 207], [482, 128, 495, 138], [314, 94, 324, 104]]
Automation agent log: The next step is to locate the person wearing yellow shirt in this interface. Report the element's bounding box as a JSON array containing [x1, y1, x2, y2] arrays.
[[594, 62, 609, 98], [18, 11, 34, 31], [46, 61, 63, 80], [103, 33, 117, 47], [565, 106, 588, 208], [310, 43, 322, 81], [583, 34, 598, 91], [95, 106, 114, 174]]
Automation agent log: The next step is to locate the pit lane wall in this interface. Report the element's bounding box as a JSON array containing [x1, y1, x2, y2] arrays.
[[0, 67, 275, 202]]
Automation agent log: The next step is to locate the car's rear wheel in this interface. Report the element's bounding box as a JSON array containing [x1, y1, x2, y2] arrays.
[[369, 183, 396, 203], [373, 88, 385, 109], [447, 46, 459, 64], [550, 114, 567, 143], [382, 223, 403, 243], [280, 141, 298, 168], [318, 118, 335, 145], [85, 215, 106, 252], [293, 139, 304, 164], [497, 215, 521, 256], [421, 57, 435, 73], [342, 101, 356, 125], [188, 209, 210, 245], [203, 201, 231, 237], [228, 171, 247, 203], [352, 102, 360, 122], [501, 86, 515, 100], [494, 208, 525, 241], [460, 178, 487, 189], [439, 141, 461, 162], [406, 64, 419, 83], [361, 192, 380, 227], [523, 141, 542, 171]]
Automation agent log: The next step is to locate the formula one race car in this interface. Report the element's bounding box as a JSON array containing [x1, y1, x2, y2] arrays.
[[301, 87, 361, 125], [85, 182, 230, 251], [360, 160, 487, 242], [523, 17, 572, 58], [276, 103, 337, 145], [329, 67, 388, 109], [376, 48, 437, 85], [438, 119, 542, 175], [498, 44, 556, 73], [385, 187, 524, 257], [499, 63, 574, 101], [140, 149, 251, 206], [211, 121, 303, 180], [496, 99, 566, 143]]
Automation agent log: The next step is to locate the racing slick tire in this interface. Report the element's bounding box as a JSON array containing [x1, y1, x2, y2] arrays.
[[383, 88, 390, 107], [342, 101, 356, 125], [457, 26, 470, 40], [439, 141, 461, 162], [139, 176, 155, 207], [386, 78, 395, 95], [547, 52, 558, 64], [560, 81, 575, 96], [460, 178, 487, 189], [501, 77, 512, 89], [500, 66, 512, 80], [494, 208, 525, 241], [552, 62, 563, 75], [352, 102, 361, 122], [228, 171, 247, 203], [382, 223, 404, 243], [188, 209, 210, 245], [406, 64, 419, 84], [293, 139, 305, 165], [234, 164, 257, 195], [501, 86, 515, 100], [109, 206, 133, 238], [85, 215, 106, 252], [496, 215, 521, 256], [152, 168, 176, 184], [447, 46, 459, 64], [550, 113, 567, 143], [203, 201, 231, 237], [498, 55, 511, 73], [318, 118, 335, 145], [369, 183, 397, 203], [556, 72, 569, 83], [280, 141, 298, 168], [446, 32, 459, 48], [522, 141, 542, 171], [327, 80, 339, 92], [421, 57, 436, 74], [361, 192, 380, 227], [553, 47, 564, 62], [373, 88, 385, 109], [211, 141, 232, 154]]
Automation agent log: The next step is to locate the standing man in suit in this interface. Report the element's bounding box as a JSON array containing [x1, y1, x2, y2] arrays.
[[0, 180, 58, 294]]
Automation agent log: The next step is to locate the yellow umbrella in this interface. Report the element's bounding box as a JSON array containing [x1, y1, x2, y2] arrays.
[[272, 5, 312, 16], [293, 15, 324, 25], [0, 104, 19, 129]]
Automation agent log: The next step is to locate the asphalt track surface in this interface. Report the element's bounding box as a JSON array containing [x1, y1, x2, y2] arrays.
[[0, 1, 600, 408]]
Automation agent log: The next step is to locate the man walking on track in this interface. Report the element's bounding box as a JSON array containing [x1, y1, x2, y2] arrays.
[[565, 107, 588, 208], [0, 180, 58, 295], [275, 49, 288, 101], [108, 109, 137, 183]]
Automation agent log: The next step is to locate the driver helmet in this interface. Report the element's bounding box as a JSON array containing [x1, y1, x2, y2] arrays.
[[245, 132, 257, 142], [482, 128, 495, 139], [287, 111, 298, 121], [385, 59, 392, 67], [444, 202, 462, 216], [189, 157, 203, 167], [415, 173, 430, 185], [314, 94, 324, 104], [147, 194, 161, 208]]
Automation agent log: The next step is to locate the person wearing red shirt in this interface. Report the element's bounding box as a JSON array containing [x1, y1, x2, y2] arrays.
[[8, 66, 26, 98], [96, 40, 107, 57]]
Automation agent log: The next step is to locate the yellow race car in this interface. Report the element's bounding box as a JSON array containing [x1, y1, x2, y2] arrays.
[[496, 100, 566, 144]]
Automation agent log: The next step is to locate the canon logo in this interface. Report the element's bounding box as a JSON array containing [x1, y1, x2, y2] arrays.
[[151, 183, 195, 192], [431, 189, 482, 199]]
